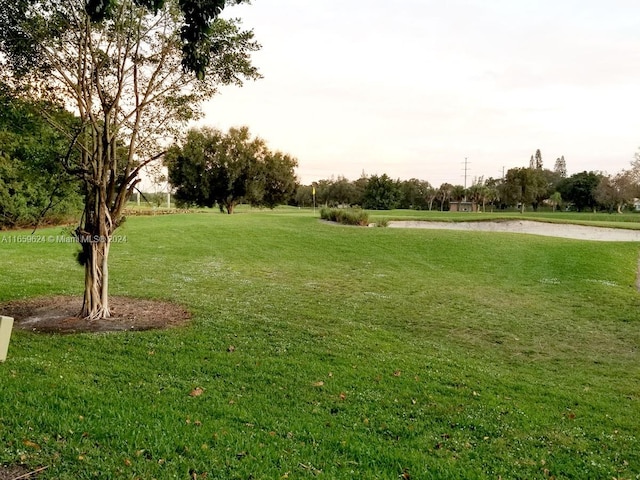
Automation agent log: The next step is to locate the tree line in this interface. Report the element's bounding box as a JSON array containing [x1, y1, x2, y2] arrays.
[[296, 151, 640, 213]]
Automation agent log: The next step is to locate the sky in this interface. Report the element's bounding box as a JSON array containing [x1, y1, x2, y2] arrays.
[[200, 0, 640, 187]]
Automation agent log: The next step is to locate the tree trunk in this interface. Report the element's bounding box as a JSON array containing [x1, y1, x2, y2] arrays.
[[225, 201, 236, 214], [80, 237, 111, 319], [76, 185, 115, 320]]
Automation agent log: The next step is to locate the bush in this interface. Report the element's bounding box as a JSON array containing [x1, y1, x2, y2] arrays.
[[320, 207, 369, 226], [376, 218, 389, 227]]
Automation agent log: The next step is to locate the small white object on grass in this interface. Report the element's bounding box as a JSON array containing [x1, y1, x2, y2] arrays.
[[0, 316, 14, 362]]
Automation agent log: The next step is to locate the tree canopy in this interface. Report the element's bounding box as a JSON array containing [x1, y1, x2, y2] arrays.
[[166, 126, 298, 214], [0, 85, 82, 228], [557, 171, 604, 212], [362, 174, 401, 210]]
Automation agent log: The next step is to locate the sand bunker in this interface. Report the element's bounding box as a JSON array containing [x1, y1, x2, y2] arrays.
[[388, 220, 640, 242]]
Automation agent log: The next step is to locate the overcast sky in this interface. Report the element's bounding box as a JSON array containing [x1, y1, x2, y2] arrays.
[[201, 0, 640, 187]]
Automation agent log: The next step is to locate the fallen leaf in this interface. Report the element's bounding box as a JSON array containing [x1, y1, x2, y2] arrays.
[[312, 381, 324, 387], [22, 439, 40, 450], [189, 387, 204, 397], [339, 392, 346, 401]]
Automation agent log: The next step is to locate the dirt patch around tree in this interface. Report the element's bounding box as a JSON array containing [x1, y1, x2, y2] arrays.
[[0, 465, 35, 480], [0, 296, 190, 334]]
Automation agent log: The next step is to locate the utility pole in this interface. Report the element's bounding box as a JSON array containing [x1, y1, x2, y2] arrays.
[[463, 157, 470, 189]]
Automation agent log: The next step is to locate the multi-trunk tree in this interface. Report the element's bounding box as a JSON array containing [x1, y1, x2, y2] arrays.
[[0, 0, 260, 319]]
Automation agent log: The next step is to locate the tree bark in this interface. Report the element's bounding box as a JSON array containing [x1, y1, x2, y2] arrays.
[[76, 159, 118, 320], [80, 236, 111, 319]]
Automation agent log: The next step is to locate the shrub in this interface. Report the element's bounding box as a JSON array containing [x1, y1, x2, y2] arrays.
[[320, 207, 369, 226], [376, 218, 389, 227]]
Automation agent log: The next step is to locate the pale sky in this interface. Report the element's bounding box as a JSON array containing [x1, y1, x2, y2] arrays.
[[201, 0, 640, 187]]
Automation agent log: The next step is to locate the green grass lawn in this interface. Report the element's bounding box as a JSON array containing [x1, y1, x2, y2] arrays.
[[1, 210, 639, 479]]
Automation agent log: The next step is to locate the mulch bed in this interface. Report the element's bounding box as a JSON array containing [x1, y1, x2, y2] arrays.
[[0, 296, 190, 334]]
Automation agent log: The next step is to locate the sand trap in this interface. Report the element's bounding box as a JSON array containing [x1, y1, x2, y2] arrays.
[[387, 220, 640, 242]]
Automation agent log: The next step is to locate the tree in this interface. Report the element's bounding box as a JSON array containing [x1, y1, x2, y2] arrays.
[[484, 177, 502, 211], [557, 171, 603, 212], [502, 167, 547, 212], [362, 174, 401, 210], [534, 149, 543, 169], [436, 183, 454, 211], [595, 171, 638, 213], [554, 155, 567, 178], [450, 185, 467, 202], [352, 172, 369, 206], [549, 191, 563, 212], [426, 185, 439, 211], [468, 178, 490, 211], [323, 176, 359, 207], [0, 0, 260, 319], [398, 178, 432, 210], [294, 185, 313, 208], [0, 86, 82, 228], [166, 126, 297, 213], [252, 151, 298, 209]]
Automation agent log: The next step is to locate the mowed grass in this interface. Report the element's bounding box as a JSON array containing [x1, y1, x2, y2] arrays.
[[1, 210, 639, 479]]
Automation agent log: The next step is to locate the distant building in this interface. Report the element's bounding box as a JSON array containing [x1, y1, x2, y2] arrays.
[[449, 201, 478, 213]]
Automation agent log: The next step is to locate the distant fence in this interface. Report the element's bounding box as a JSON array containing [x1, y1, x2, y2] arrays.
[[123, 208, 194, 216]]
